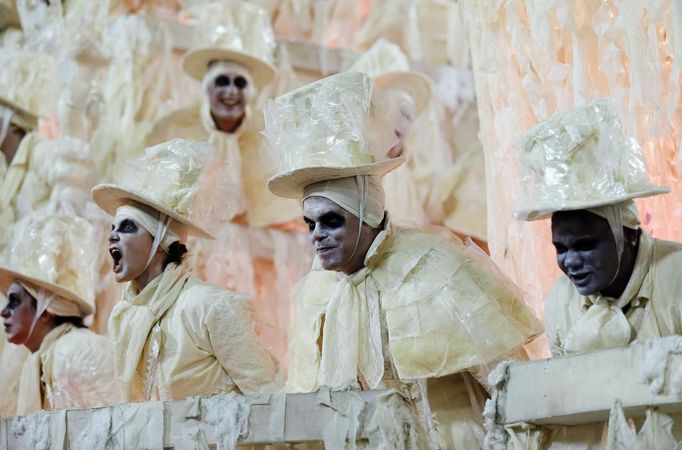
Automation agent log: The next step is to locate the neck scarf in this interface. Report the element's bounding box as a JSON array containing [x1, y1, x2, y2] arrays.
[[16, 323, 74, 415], [108, 264, 189, 399], [563, 232, 654, 354], [317, 259, 384, 390]]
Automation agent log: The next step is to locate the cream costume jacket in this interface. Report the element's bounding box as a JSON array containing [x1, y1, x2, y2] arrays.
[[288, 222, 541, 391], [16, 323, 120, 415], [287, 222, 540, 449], [546, 232, 682, 356], [109, 265, 283, 402]]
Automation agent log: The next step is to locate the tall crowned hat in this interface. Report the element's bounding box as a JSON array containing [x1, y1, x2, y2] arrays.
[[91, 139, 222, 240], [265, 72, 404, 199], [350, 38, 431, 114], [0, 49, 56, 130], [0, 215, 97, 317], [514, 99, 669, 221], [182, 1, 277, 87]]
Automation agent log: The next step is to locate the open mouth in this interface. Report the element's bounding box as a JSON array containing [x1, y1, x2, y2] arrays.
[[220, 98, 242, 107], [569, 272, 591, 285], [109, 246, 123, 273]]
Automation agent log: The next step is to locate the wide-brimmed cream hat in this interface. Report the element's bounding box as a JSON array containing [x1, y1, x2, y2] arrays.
[[0, 215, 96, 317], [350, 39, 431, 115], [265, 72, 405, 199], [0, 49, 56, 130], [92, 139, 218, 240], [515, 99, 669, 221], [181, 1, 277, 87]]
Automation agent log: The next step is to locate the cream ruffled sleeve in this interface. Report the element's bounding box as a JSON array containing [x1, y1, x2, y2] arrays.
[[195, 289, 284, 394], [50, 329, 122, 410]]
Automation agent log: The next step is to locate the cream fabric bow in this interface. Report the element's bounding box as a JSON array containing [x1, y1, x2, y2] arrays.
[[563, 233, 653, 355], [317, 269, 384, 390], [563, 295, 633, 354], [16, 323, 74, 415]]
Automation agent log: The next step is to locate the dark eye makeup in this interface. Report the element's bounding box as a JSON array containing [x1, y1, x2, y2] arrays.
[[214, 75, 249, 90], [303, 212, 346, 233]]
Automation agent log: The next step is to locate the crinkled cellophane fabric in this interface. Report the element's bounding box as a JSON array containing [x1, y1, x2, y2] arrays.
[[16, 324, 121, 415], [462, 0, 682, 357], [287, 222, 541, 448]]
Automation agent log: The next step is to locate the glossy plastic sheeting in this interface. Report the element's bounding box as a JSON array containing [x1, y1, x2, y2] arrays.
[[119, 138, 237, 236], [263, 72, 395, 174]]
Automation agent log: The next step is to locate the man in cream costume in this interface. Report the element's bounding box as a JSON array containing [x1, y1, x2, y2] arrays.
[[148, 1, 310, 362], [0, 215, 120, 414], [264, 72, 542, 449], [515, 99, 682, 447], [91, 138, 282, 402]]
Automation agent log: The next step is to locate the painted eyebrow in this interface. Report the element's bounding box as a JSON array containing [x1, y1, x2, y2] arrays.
[[319, 212, 344, 221], [552, 236, 598, 246]]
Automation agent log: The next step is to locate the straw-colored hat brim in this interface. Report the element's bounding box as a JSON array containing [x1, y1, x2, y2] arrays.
[[514, 186, 670, 221], [182, 48, 277, 88], [374, 72, 432, 115], [91, 184, 215, 240], [268, 156, 405, 199], [0, 267, 93, 317], [0, 96, 37, 130]]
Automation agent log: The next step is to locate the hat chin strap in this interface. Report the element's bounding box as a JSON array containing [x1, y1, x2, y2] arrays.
[[143, 214, 172, 272], [21, 283, 53, 345], [341, 175, 368, 273]]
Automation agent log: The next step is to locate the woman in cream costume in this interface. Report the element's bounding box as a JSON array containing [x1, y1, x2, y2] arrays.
[[0, 215, 120, 415], [91, 138, 282, 402], [146, 1, 310, 362], [514, 99, 682, 448], [264, 73, 542, 449]]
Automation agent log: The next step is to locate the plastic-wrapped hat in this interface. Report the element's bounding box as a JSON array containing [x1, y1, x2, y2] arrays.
[[265, 72, 404, 199], [350, 38, 431, 114], [91, 139, 217, 240], [514, 99, 669, 221], [0, 215, 96, 317], [0, 49, 56, 130], [182, 1, 277, 87]]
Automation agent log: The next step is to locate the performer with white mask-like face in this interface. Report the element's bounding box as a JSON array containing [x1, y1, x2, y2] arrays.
[[264, 73, 542, 449], [91, 139, 283, 402], [0, 215, 120, 415]]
